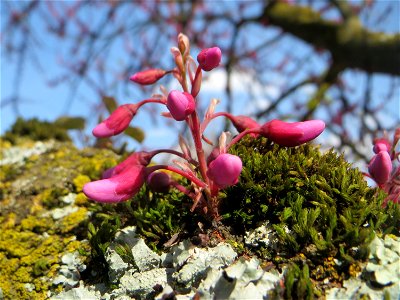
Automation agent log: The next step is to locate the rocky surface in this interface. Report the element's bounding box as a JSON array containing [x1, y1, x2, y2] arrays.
[[1, 134, 399, 300], [50, 226, 400, 300]]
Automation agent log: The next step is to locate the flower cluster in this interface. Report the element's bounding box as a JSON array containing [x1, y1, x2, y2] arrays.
[[366, 129, 400, 205], [83, 34, 325, 220]]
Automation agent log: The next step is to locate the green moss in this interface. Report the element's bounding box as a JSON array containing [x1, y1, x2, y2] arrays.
[[222, 137, 400, 294], [3, 117, 71, 144]]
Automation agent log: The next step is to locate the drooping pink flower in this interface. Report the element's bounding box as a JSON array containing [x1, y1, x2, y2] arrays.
[[102, 151, 153, 179], [129, 69, 167, 85], [260, 119, 325, 147], [373, 138, 391, 154], [167, 90, 196, 121], [197, 47, 222, 71], [93, 104, 137, 138], [368, 151, 392, 186], [83, 165, 146, 203], [207, 153, 242, 188], [147, 171, 171, 193]]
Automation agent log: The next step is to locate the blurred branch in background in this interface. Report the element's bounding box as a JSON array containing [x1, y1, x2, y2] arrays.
[[1, 0, 399, 164]]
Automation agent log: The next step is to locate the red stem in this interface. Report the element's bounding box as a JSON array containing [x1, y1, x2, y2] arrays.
[[227, 128, 261, 150], [146, 165, 207, 188]]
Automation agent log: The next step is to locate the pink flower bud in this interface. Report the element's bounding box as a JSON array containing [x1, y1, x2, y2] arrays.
[[167, 90, 196, 121], [231, 115, 259, 137], [129, 69, 167, 85], [83, 165, 145, 203], [373, 138, 391, 154], [207, 153, 242, 188], [260, 119, 325, 147], [197, 47, 222, 71], [147, 171, 171, 193], [368, 151, 392, 185], [93, 104, 137, 138]]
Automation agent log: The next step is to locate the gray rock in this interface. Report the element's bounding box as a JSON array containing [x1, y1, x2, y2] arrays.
[[244, 221, 290, 254], [112, 268, 168, 300], [105, 226, 161, 283], [53, 252, 86, 288], [171, 242, 237, 292], [0, 140, 55, 166], [51, 284, 100, 300], [326, 234, 400, 300], [198, 257, 282, 299]]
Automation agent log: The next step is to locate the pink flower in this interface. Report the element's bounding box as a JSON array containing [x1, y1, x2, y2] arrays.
[[147, 171, 171, 193], [129, 69, 167, 85], [260, 119, 325, 147], [368, 151, 392, 186], [93, 104, 137, 138], [83, 165, 145, 203], [167, 90, 196, 121], [373, 138, 391, 154], [197, 47, 222, 71], [102, 151, 153, 179], [207, 153, 242, 188]]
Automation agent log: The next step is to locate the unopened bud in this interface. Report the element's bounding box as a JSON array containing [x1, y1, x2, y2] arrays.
[[368, 151, 392, 185], [178, 33, 190, 57], [197, 47, 222, 71], [147, 172, 171, 193], [93, 104, 137, 138], [230, 115, 259, 136], [373, 138, 391, 154], [207, 153, 242, 188], [167, 90, 196, 121], [260, 119, 325, 147], [130, 69, 167, 85]]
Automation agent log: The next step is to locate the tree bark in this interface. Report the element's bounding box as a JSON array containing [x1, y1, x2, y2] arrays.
[[259, 1, 400, 76]]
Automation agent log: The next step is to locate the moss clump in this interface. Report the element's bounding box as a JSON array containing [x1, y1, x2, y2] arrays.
[[3, 117, 71, 144], [87, 184, 199, 255], [222, 137, 400, 295]]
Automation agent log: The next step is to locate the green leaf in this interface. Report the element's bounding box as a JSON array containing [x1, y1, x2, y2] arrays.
[[55, 116, 85, 130], [102, 96, 118, 113], [125, 126, 145, 143]]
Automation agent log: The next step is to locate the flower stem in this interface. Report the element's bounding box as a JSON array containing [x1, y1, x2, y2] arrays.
[[145, 165, 207, 188]]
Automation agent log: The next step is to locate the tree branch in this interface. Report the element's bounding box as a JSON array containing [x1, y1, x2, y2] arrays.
[[258, 1, 400, 76]]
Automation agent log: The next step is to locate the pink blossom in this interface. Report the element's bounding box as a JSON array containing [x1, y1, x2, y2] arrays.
[[93, 104, 137, 138], [197, 47, 222, 71], [260, 119, 325, 147], [167, 90, 196, 121], [207, 153, 242, 188], [368, 151, 392, 186], [83, 165, 146, 203], [129, 69, 167, 85], [147, 171, 171, 193]]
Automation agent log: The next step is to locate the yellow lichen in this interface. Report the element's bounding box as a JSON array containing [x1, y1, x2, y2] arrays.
[[59, 207, 88, 233], [74, 192, 89, 206], [73, 174, 91, 193], [0, 137, 120, 299]]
